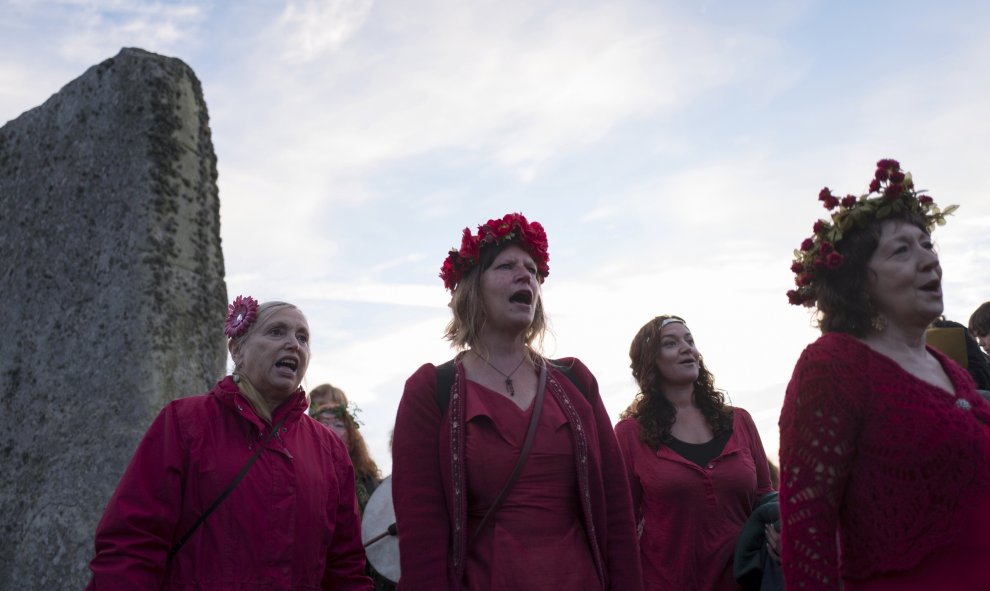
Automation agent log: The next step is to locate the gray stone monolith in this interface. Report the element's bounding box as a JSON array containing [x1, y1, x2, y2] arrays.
[[0, 47, 227, 589]]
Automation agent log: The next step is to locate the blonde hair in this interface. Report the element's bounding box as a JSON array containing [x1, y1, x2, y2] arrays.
[[442, 240, 547, 356], [229, 301, 303, 423]]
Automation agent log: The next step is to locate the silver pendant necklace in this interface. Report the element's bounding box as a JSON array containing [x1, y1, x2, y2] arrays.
[[475, 352, 528, 396]]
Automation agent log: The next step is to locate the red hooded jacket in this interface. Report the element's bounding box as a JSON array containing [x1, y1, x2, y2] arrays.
[[87, 376, 372, 590]]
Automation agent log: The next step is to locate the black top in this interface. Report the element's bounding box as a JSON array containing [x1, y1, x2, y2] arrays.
[[666, 429, 732, 466]]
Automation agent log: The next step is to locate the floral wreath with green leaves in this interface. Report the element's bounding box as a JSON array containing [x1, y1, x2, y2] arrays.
[[787, 158, 957, 307], [310, 402, 364, 427]]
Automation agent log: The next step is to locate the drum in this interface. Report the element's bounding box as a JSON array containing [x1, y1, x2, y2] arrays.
[[362, 475, 400, 583]]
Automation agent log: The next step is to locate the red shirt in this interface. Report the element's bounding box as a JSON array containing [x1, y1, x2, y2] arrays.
[[615, 408, 773, 591], [87, 377, 372, 590], [462, 381, 599, 589], [392, 357, 643, 591], [779, 333, 990, 590]]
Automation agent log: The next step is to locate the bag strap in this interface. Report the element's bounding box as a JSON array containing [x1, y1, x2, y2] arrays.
[[167, 412, 290, 560], [435, 359, 456, 414], [548, 358, 588, 400], [469, 361, 548, 544]]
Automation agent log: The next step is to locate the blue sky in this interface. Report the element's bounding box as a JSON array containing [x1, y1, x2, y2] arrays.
[[4, 0, 989, 469]]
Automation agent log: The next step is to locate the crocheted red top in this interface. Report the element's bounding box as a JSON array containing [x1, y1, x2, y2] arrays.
[[779, 333, 990, 589]]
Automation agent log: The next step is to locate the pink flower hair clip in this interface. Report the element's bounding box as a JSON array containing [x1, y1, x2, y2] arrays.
[[225, 295, 259, 338]]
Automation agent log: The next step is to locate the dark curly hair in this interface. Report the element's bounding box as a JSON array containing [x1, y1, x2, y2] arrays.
[[622, 315, 732, 450], [815, 210, 929, 336]]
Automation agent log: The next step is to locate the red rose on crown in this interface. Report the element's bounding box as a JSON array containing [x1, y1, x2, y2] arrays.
[[787, 158, 957, 307], [818, 188, 840, 210], [825, 252, 843, 269]]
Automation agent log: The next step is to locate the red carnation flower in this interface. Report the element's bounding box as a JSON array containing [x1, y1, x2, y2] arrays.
[[875, 168, 889, 182], [797, 273, 813, 286], [441, 212, 550, 291], [225, 295, 259, 339], [440, 254, 459, 291], [869, 179, 881, 193], [876, 158, 900, 170], [890, 171, 905, 183], [819, 241, 834, 256], [801, 238, 815, 251], [459, 228, 480, 260], [918, 195, 934, 205], [841, 195, 857, 208], [813, 220, 827, 234], [790, 261, 804, 274]]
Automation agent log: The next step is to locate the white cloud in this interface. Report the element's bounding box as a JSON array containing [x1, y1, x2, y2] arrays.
[[5, 0, 990, 475], [276, 0, 374, 62]]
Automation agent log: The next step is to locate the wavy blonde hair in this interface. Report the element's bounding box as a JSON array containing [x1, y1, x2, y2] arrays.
[[443, 240, 547, 356]]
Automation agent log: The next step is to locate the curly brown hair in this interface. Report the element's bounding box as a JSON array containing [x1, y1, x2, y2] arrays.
[[622, 315, 732, 450], [815, 211, 929, 336]]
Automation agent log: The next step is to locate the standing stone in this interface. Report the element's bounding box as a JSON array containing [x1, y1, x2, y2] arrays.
[[0, 48, 227, 589]]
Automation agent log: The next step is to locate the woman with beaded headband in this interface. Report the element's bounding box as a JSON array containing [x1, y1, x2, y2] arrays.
[[615, 315, 774, 590], [392, 213, 642, 590], [88, 297, 372, 590], [779, 160, 990, 589]]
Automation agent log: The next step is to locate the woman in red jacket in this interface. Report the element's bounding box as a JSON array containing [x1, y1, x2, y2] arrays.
[[87, 297, 372, 590], [780, 159, 990, 589], [392, 213, 642, 591], [615, 315, 774, 590]]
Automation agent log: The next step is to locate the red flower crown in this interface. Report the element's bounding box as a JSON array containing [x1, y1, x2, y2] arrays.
[[225, 295, 259, 338], [440, 212, 550, 291], [787, 159, 957, 307]]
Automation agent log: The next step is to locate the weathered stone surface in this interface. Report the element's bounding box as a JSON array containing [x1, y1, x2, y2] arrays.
[[0, 48, 227, 589]]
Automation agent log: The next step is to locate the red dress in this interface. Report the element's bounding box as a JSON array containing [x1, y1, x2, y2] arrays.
[[463, 381, 599, 590], [779, 333, 990, 590], [615, 408, 773, 590], [392, 357, 642, 591]]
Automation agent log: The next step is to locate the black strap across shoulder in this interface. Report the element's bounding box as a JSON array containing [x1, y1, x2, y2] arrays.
[[167, 412, 289, 560], [435, 359, 456, 414]]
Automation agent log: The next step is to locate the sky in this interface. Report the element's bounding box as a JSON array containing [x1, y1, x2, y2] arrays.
[[3, 0, 989, 472]]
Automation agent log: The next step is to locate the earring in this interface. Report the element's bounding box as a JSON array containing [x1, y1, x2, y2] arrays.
[[871, 314, 887, 332]]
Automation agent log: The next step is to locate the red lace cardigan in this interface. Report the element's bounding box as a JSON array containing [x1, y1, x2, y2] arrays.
[[779, 333, 990, 588]]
